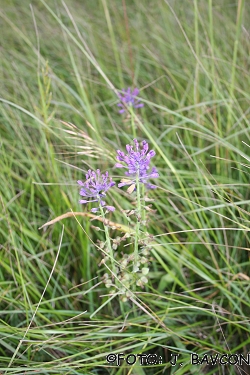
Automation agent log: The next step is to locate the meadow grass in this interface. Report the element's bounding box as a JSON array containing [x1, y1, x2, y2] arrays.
[[0, 0, 250, 374]]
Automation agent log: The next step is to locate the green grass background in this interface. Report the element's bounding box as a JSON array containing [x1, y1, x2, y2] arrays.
[[0, 0, 250, 374]]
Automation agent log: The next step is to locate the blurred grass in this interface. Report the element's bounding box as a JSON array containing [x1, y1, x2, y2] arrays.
[[0, 0, 250, 374]]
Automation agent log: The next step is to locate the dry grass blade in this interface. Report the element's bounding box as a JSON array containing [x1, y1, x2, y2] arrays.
[[60, 121, 114, 161], [39, 211, 132, 233]]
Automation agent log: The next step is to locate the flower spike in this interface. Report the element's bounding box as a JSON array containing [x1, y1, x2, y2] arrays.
[[117, 87, 144, 114], [115, 139, 159, 189], [77, 169, 115, 212]]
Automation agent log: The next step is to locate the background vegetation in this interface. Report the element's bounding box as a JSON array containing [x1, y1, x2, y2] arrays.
[[0, 0, 249, 374]]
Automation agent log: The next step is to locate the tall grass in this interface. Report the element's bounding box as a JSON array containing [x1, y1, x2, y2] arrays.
[[0, 0, 250, 374]]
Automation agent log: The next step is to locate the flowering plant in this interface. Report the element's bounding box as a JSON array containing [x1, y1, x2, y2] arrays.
[[77, 169, 115, 213], [117, 87, 144, 114], [116, 139, 159, 190]]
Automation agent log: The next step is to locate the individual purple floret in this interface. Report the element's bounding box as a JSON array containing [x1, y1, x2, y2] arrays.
[[117, 87, 144, 114], [77, 169, 115, 212], [115, 139, 159, 190]]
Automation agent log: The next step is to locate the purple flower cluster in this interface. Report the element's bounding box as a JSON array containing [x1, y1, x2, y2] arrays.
[[77, 140, 158, 211], [115, 139, 159, 189], [117, 88, 144, 114], [77, 169, 115, 213]]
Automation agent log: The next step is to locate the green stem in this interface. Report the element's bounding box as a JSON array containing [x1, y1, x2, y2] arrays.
[[141, 183, 146, 230], [99, 202, 116, 277], [133, 176, 141, 273], [131, 110, 136, 139]]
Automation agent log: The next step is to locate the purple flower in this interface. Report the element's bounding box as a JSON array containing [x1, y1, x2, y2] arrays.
[[77, 169, 115, 212], [117, 87, 144, 114], [115, 139, 159, 190]]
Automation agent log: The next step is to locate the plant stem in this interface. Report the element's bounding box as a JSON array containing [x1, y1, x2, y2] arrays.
[[131, 110, 136, 139], [133, 175, 141, 273], [141, 183, 146, 229], [99, 202, 116, 277]]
